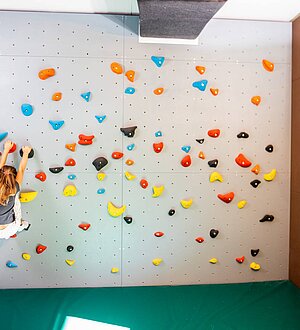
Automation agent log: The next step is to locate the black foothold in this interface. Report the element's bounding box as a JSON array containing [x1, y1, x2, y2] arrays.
[[168, 209, 175, 216], [208, 159, 218, 168], [124, 216, 132, 224], [120, 126, 137, 138], [196, 139, 204, 144], [19, 148, 34, 158], [67, 245, 74, 252], [49, 166, 64, 174], [210, 229, 219, 238], [237, 132, 249, 139], [92, 157, 108, 171], [250, 179, 261, 188], [265, 144, 273, 153], [251, 249, 260, 257], [259, 215, 274, 223]]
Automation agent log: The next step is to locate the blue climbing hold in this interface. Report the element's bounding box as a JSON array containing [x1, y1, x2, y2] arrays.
[[95, 115, 107, 123], [49, 120, 64, 130], [192, 80, 208, 92], [6, 261, 17, 268], [21, 104, 33, 116], [81, 92, 91, 102], [125, 87, 135, 95], [97, 188, 105, 194], [155, 131, 162, 137], [181, 145, 191, 153], [0, 132, 8, 142], [151, 56, 165, 68], [68, 174, 76, 180], [127, 144, 135, 151]]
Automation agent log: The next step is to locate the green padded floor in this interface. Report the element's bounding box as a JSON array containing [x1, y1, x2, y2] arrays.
[[1, 281, 300, 330]]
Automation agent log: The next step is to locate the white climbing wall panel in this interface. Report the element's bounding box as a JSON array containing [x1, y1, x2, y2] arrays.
[[0, 11, 291, 288]]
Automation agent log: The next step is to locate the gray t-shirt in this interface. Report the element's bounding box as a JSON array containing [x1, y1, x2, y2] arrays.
[[0, 183, 20, 225]]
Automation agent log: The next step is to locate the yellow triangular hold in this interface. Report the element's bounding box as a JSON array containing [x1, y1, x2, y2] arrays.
[[19, 191, 38, 203], [65, 259, 75, 266], [124, 171, 136, 181], [180, 199, 193, 209], [209, 258, 218, 264], [152, 185, 164, 197], [152, 258, 163, 266], [263, 169, 276, 182], [237, 200, 247, 209], [97, 172, 106, 181], [63, 185, 77, 197], [209, 172, 223, 182], [107, 201, 126, 217], [111, 267, 119, 273], [250, 262, 260, 271]]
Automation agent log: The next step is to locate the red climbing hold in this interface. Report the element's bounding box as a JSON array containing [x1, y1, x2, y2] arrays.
[[78, 134, 95, 145], [36, 244, 47, 254], [154, 232, 164, 237], [65, 143, 76, 152], [35, 172, 47, 182], [181, 155, 192, 167], [10, 234, 17, 238], [217, 192, 234, 203], [208, 129, 220, 138], [140, 179, 148, 189], [78, 223, 91, 231], [153, 142, 164, 153], [8, 143, 17, 153], [236, 256, 245, 264], [195, 237, 204, 243], [112, 152, 124, 159], [65, 158, 76, 166], [235, 153, 252, 168]]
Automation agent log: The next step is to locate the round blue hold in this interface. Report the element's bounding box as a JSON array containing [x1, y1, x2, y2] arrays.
[[181, 145, 191, 153], [127, 144, 135, 151], [21, 104, 33, 116], [97, 188, 105, 194], [68, 174, 76, 180], [155, 131, 162, 137], [125, 87, 135, 95], [192, 80, 208, 92]]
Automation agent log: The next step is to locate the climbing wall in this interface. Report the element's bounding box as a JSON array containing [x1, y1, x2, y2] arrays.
[[0, 12, 291, 288]]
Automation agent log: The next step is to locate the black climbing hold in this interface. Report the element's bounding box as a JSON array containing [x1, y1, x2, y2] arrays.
[[208, 159, 218, 168], [120, 126, 137, 138], [259, 215, 274, 223], [168, 209, 175, 216], [92, 157, 108, 171], [210, 229, 219, 238], [196, 139, 204, 144], [250, 179, 261, 188], [124, 216, 132, 224], [67, 245, 74, 252], [251, 249, 260, 257], [265, 144, 273, 153], [19, 148, 34, 158], [237, 132, 249, 139], [49, 166, 64, 174]]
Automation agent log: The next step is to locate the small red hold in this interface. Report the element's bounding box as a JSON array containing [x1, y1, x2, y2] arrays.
[[78, 134, 95, 145], [181, 155, 192, 167], [235, 153, 252, 168], [195, 237, 204, 243], [208, 129, 220, 138], [140, 179, 148, 189], [8, 143, 17, 153], [112, 152, 124, 159], [36, 244, 47, 254], [10, 234, 17, 238], [154, 232, 164, 237], [236, 256, 245, 264], [78, 223, 91, 231], [35, 172, 47, 182], [217, 192, 234, 203], [65, 158, 76, 166], [153, 142, 164, 153]]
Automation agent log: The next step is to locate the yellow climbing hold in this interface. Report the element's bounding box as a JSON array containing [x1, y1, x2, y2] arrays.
[[22, 253, 31, 261], [97, 172, 106, 181], [111, 267, 119, 273], [263, 169, 276, 182], [152, 258, 163, 266], [124, 171, 136, 181], [209, 258, 218, 264], [107, 201, 126, 217], [63, 185, 77, 197], [238, 200, 247, 209], [19, 191, 38, 203], [209, 172, 223, 183], [250, 262, 261, 271], [65, 259, 75, 266], [152, 185, 165, 198], [180, 199, 193, 209]]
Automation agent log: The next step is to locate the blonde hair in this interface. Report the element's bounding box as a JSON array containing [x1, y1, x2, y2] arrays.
[[0, 166, 17, 205]]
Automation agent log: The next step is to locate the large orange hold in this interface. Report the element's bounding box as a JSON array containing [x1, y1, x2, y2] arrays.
[[153, 142, 164, 153], [210, 88, 219, 96], [217, 192, 234, 203], [235, 154, 252, 168], [198, 151, 205, 160], [125, 70, 135, 82], [181, 155, 191, 167], [251, 164, 261, 175], [65, 158, 76, 166], [78, 134, 95, 145], [208, 129, 220, 138], [262, 59, 274, 72], [125, 159, 134, 166], [38, 68, 55, 80], [154, 88, 164, 95], [52, 92, 62, 101], [65, 143, 76, 152], [196, 66, 205, 75], [251, 96, 261, 106], [110, 62, 123, 74], [112, 152, 124, 159]]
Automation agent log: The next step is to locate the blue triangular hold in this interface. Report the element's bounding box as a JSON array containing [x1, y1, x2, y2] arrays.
[[192, 80, 208, 92], [49, 120, 65, 130], [181, 145, 191, 153], [6, 261, 18, 268], [151, 56, 165, 68], [127, 144, 135, 151], [81, 92, 91, 102], [95, 115, 107, 123], [155, 131, 162, 137], [0, 132, 8, 142], [21, 104, 33, 116], [125, 87, 135, 95]]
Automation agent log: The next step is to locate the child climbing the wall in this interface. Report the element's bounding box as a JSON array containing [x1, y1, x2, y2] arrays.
[[0, 140, 32, 239]]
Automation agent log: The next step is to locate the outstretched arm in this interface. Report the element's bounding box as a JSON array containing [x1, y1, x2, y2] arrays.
[[0, 140, 13, 169], [16, 146, 32, 186]]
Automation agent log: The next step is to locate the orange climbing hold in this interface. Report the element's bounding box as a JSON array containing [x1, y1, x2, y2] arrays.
[[65, 158, 76, 166], [36, 244, 47, 254], [210, 88, 219, 96], [140, 179, 148, 189], [251, 164, 261, 175], [153, 142, 164, 153], [52, 92, 62, 101], [153, 88, 164, 95], [38, 68, 55, 80], [235, 153, 252, 168], [110, 62, 123, 74], [251, 96, 261, 106], [35, 172, 47, 182], [196, 66, 205, 75], [218, 192, 234, 203], [125, 70, 135, 82], [198, 151, 205, 160], [125, 159, 134, 166], [78, 134, 95, 145], [195, 237, 204, 243], [262, 59, 274, 72], [112, 152, 124, 160], [208, 129, 220, 138], [78, 223, 91, 231], [65, 143, 76, 152], [181, 155, 192, 167]]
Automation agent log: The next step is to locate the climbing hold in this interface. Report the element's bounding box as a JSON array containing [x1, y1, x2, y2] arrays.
[[35, 172, 46, 182], [210, 88, 219, 96], [125, 87, 136, 95], [195, 66, 205, 75], [208, 129, 220, 138], [251, 96, 261, 106], [6, 261, 18, 268], [195, 237, 204, 243], [38, 68, 55, 80], [153, 142, 164, 153], [65, 259, 75, 266], [0, 132, 8, 142], [127, 144, 135, 151], [217, 192, 234, 203], [209, 172, 223, 183], [210, 229, 219, 238], [65, 158, 76, 166], [259, 215, 274, 223], [125, 159, 134, 166], [125, 70, 135, 82], [153, 87, 164, 95], [22, 253, 31, 261], [19, 191, 38, 203], [36, 244, 47, 254], [65, 143, 76, 152], [236, 256, 245, 264], [152, 258, 163, 266], [110, 62, 123, 74], [235, 154, 252, 168], [181, 155, 192, 167], [140, 179, 148, 189], [208, 159, 218, 168], [181, 145, 191, 153], [125, 171, 136, 180], [63, 185, 77, 197], [112, 152, 124, 160], [168, 209, 175, 216], [120, 126, 137, 138], [124, 216, 132, 224], [151, 56, 165, 68], [180, 199, 193, 209], [250, 262, 261, 271], [111, 267, 119, 273], [264, 169, 276, 182], [8, 143, 16, 153], [237, 132, 249, 139], [251, 164, 260, 175], [81, 91, 91, 102], [262, 59, 274, 72], [21, 104, 33, 116], [49, 166, 64, 174], [209, 258, 218, 264], [67, 245, 74, 252], [251, 249, 260, 257], [78, 134, 95, 145], [97, 188, 105, 194], [97, 172, 106, 181], [250, 179, 261, 188], [237, 200, 247, 209], [19, 148, 34, 158], [92, 157, 108, 171], [68, 174, 76, 180], [78, 223, 91, 231], [52, 92, 62, 101], [155, 131, 162, 137], [192, 80, 208, 91], [107, 201, 126, 217], [152, 185, 164, 198], [49, 120, 64, 130], [196, 138, 204, 144], [95, 115, 107, 123], [265, 144, 273, 153], [154, 232, 164, 237], [198, 151, 205, 160]]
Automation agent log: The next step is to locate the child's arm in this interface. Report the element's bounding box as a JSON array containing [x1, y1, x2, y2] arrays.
[[0, 141, 13, 169], [16, 146, 32, 186]]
